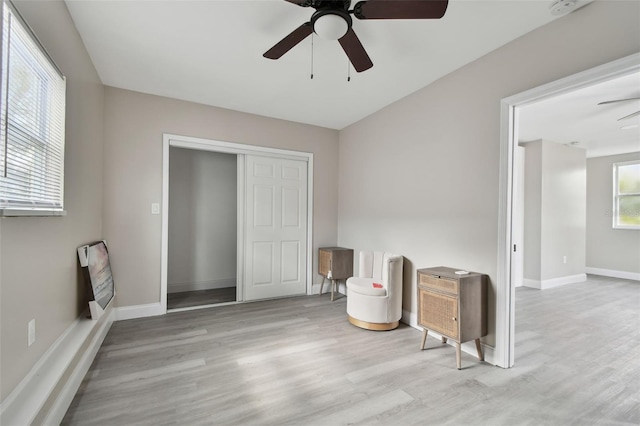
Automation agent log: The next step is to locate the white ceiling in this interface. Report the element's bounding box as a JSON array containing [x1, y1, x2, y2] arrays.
[[64, 0, 637, 158], [519, 71, 640, 158], [63, 0, 580, 130]]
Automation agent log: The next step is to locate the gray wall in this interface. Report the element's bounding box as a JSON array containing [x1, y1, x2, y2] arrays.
[[541, 143, 586, 281], [522, 140, 587, 284], [0, 1, 104, 401], [2, 0, 639, 404], [168, 148, 237, 293], [522, 142, 543, 281], [103, 87, 340, 307], [587, 152, 640, 274], [338, 1, 640, 347]]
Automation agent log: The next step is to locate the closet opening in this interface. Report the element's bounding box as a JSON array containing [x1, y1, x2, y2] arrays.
[[160, 134, 314, 314], [167, 148, 238, 310]]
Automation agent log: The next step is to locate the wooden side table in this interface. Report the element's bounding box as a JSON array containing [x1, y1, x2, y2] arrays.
[[417, 266, 487, 369], [318, 247, 353, 301]]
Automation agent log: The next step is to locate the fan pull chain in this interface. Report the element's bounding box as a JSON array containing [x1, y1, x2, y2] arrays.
[[310, 33, 314, 80], [347, 56, 351, 82]]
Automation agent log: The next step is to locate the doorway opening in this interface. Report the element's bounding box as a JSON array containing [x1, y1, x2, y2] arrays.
[[497, 53, 640, 368], [167, 148, 238, 310], [161, 134, 314, 313]]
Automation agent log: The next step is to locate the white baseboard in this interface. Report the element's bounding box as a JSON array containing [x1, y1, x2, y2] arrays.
[[43, 308, 114, 424], [114, 302, 165, 321], [168, 278, 236, 294], [401, 308, 418, 328], [311, 282, 322, 295], [0, 307, 114, 425], [523, 273, 587, 290], [401, 309, 496, 366], [3, 302, 170, 424], [585, 267, 640, 281], [312, 281, 346, 296]]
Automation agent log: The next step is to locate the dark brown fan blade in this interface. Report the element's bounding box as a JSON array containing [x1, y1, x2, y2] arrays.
[[338, 28, 373, 72], [285, 0, 310, 6], [263, 23, 313, 60], [353, 0, 448, 20]]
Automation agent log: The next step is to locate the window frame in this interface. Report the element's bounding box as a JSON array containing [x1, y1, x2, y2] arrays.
[[0, 0, 66, 217], [612, 159, 640, 230]]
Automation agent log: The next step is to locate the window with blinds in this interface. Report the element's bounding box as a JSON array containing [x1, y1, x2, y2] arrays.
[[0, 0, 66, 214], [613, 160, 640, 229]]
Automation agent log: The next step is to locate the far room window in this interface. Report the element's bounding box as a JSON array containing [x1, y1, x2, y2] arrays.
[[613, 160, 640, 229], [0, 0, 66, 215]]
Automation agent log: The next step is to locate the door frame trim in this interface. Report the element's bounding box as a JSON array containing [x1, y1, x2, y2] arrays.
[[496, 52, 640, 368], [161, 134, 314, 313]]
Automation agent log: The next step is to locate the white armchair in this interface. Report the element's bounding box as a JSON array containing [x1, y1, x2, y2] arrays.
[[346, 251, 404, 331]]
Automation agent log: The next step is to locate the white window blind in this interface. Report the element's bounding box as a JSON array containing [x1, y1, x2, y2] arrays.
[[0, 0, 66, 212]]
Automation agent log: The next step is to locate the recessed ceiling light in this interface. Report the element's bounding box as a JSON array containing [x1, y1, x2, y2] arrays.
[[621, 124, 639, 130]]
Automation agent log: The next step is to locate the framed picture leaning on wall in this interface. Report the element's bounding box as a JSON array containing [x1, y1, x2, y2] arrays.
[[77, 240, 115, 319]]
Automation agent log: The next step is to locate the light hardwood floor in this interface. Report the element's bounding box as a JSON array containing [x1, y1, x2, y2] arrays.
[[63, 275, 639, 425]]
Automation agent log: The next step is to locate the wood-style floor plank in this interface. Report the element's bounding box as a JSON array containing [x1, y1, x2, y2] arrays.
[[63, 275, 640, 425]]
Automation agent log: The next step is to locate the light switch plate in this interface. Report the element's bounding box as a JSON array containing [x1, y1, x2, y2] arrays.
[[151, 203, 160, 215]]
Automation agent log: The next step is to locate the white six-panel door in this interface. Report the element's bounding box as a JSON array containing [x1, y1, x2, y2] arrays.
[[244, 155, 307, 301]]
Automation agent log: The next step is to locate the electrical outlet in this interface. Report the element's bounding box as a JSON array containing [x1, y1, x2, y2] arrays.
[[563, 256, 567, 264], [28, 319, 36, 347]]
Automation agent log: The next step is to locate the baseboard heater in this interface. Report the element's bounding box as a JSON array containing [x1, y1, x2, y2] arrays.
[[0, 306, 113, 425]]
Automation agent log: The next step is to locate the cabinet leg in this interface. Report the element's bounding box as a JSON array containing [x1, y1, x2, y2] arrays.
[[456, 343, 462, 370], [330, 279, 335, 301], [319, 277, 326, 296], [475, 338, 484, 362], [420, 329, 428, 350]]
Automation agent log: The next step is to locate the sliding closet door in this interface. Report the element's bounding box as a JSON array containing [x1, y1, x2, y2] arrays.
[[244, 155, 308, 301]]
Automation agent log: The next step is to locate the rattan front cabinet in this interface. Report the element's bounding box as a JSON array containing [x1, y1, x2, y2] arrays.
[[417, 266, 487, 369]]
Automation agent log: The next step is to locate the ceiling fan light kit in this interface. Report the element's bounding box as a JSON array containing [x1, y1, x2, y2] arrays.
[[313, 10, 351, 40], [264, 0, 449, 73]]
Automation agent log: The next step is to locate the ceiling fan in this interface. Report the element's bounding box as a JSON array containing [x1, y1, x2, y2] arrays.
[[597, 97, 640, 121], [263, 0, 449, 73]]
